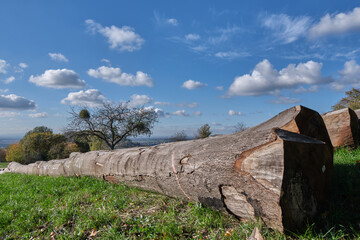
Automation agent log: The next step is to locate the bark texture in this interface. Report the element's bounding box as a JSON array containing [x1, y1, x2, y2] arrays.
[[7, 105, 333, 232], [322, 108, 359, 147]]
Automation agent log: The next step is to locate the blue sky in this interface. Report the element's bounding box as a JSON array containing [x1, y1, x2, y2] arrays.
[[0, 0, 360, 138]]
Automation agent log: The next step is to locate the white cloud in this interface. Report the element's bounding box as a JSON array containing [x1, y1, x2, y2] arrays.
[[129, 94, 152, 108], [294, 85, 318, 93], [270, 96, 301, 104], [88, 66, 154, 87], [154, 101, 170, 106], [167, 18, 179, 26], [185, 34, 200, 41], [4, 76, 15, 84], [144, 106, 168, 118], [0, 111, 20, 118], [193, 111, 202, 116], [0, 94, 36, 110], [215, 51, 250, 59], [331, 60, 360, 90], [309, 7, 360, 38], [101, 58, 110, 63], [0, 59, 9, 74], [216, 86, 224, 91], [61, 89, 106, 107], [85, 19, 144, 52], [227, 59, 327, 96], [0, 89, 9, 93], [208, 25, 242, 45], [19, 62, 28, 69], [191, 45, 207, 52], [212, 122, 222, 126], [29, 112, 48, 118], [182, 80, 207, 90], [29, 69, 86, 89], [172, 110, 189, 117], [228, 110, 243, 116], [49, 53, 69, 62], [262, 14, 311, 44], [153, 11, 179, 27], [176, 102, 199, 108]]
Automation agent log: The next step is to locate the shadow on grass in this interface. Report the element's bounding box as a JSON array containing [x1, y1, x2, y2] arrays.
[[315, 157, 360, 237]]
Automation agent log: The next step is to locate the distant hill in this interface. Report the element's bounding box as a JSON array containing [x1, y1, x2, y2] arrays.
[[0, 138, 20, 148]]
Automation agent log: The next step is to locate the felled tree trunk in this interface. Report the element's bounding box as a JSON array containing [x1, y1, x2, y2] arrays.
[[322, 108, 359, 147], [7, 105, 333, 232]]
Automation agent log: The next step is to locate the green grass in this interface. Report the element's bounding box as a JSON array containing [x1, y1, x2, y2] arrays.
[[0, 148, 359, 239], [0, 162, 8, 168]]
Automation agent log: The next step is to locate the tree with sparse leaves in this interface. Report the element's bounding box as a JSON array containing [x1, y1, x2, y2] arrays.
[[67, 102, 158, 150], [234, 122, 248, 133], [170, 130, 187, 142], [195, 124, 212, 139], [332, 88, 360, 110]]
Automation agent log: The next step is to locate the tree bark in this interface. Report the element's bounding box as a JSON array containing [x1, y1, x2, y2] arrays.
[[7, 105, 333, 232], [322, 108, 359, 147]]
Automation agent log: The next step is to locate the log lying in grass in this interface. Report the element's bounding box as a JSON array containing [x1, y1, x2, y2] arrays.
[[322, 108, 359, 147], [7, 105, 333, 232]]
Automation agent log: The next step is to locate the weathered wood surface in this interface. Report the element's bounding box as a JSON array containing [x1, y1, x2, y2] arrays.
[[322, 108, 359, 147], [7, 105, 333, 232]]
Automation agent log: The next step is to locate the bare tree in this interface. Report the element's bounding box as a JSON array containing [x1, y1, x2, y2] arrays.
[[67, 102, 158, 150], [170, 130, 187, 142], [234, 122, 248, 133]]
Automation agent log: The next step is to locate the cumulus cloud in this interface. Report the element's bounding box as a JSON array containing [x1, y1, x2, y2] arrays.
[[331, 60, 360, 90], [176, 102, 199, 108], [88, 66, 154, 87], [29, 112, 48, 118], [228, 110, 243, 116], [185, 34, 200, 41], [0, 59, 9, 74], [227, 59, 327, 96], [14, 62, 28, 73], [61, 89, 106, 107], [129, 94, 152, 108], [85, 19, 144, 52], [0, 94, 36, 110], [270, 96, 301, 104], [182, 80, 207, 90], [216, 86, 224, 91], [4, 76, 15, 84], [144, 106, 168, 118], [0, 111, 21, 118], [49, 53, 69, 62], [19, 63, 28, 69], [167, 18, 179, 26], [101, 58, 110, 63], [262, 14, 311, 44], [29, 69, 86, 89], [309, 7, 360, 38], [172, 110, 189, 117]]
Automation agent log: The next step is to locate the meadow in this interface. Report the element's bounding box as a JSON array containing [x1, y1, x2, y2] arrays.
[[0, 148, 359, 239]]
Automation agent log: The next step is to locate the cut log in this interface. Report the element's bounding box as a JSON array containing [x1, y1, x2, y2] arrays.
[[7, 105, 333, 232], [322, 108, 359, 147]]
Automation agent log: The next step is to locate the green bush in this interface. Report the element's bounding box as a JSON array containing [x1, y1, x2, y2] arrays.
[[5, 143, 26, 164]]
